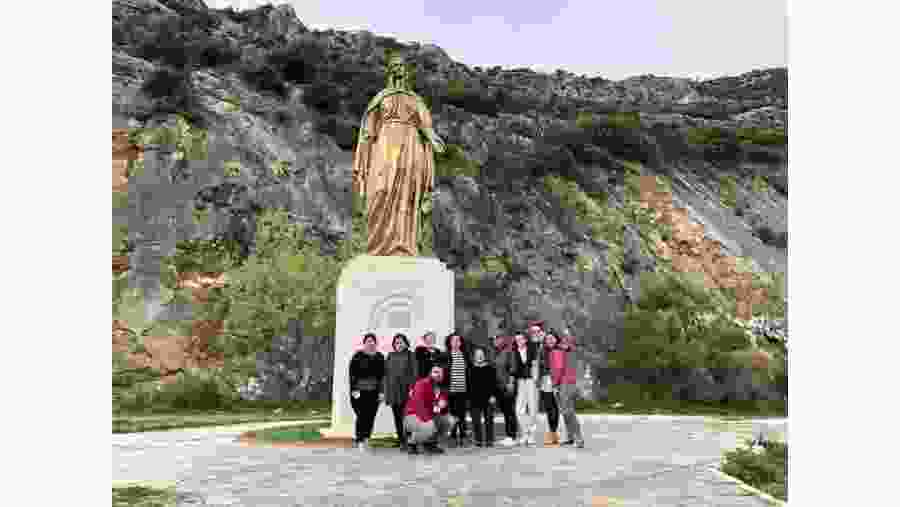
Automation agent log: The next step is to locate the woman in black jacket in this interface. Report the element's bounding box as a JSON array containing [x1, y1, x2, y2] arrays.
[[348, 333, 385, 450], [383, 333, 417, 449], [415, 330, 445, 378], [444, 331, 471, 447], [468, 346, 502, 447]]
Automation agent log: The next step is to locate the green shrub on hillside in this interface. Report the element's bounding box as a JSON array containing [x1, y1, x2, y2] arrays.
[[687, 126, 728, 145], [598, 111, 641, 130], [543, 163, 673, 289], [480, 255, 512, 273], [543, 175, 627, 288], [113, 224, 132, 256], [463, 269, 484, 289], [441, 79, 501, 117], [719, 175, 738, 208], [736, 127, 786, 146], [128, 115, 208, 161], [162, 238, 243, 276], [266, 37, 326, 85], [575, 111, 595, 129], [113, 191, 130, 210], [435, 144, 480, 178], [751, 174, 769, 194], [210, 207, 366, 363], [116, 368, 238, 412], [610, 270, 750, 376]]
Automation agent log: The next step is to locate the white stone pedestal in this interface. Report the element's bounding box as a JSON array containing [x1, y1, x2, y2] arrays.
[[320, 255, 455, 439]]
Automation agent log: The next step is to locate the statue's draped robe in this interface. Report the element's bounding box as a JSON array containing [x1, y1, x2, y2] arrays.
[[352, 90, 440, 256]]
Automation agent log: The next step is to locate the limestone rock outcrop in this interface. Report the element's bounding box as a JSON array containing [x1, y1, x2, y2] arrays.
[[637, 175, 774, 321]]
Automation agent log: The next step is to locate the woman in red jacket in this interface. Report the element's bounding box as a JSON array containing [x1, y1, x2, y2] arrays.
[[550, 330, 585, 448]]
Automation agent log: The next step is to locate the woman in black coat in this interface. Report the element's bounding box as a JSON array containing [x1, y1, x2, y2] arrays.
[[414, 330, 446, 378], [383, 333, 417, 449], [348, 333, 385, 449]]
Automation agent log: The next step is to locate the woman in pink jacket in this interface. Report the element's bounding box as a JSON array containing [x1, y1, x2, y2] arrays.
[[549, 330, 585, 448]]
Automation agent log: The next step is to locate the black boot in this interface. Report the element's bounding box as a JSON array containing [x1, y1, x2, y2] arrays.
[[407, 443, 420, 455]]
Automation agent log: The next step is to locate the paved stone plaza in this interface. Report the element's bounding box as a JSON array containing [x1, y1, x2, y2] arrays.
[[112, 415, 787, 506]]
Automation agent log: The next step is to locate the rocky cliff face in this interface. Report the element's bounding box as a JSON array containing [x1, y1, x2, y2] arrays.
[[112, 1, 787, 400]]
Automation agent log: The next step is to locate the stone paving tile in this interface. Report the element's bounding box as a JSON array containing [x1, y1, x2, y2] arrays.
[[112, 415, 786, 506]]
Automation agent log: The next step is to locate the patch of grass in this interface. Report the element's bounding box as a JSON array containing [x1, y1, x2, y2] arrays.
[[112, 485, 176, 507], [252, 421, 330, 442], [721, 439, 787, 501], [113, 402, 331, 433]]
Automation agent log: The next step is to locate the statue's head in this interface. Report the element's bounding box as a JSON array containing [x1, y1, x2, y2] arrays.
[[386, 54, 410, 90]]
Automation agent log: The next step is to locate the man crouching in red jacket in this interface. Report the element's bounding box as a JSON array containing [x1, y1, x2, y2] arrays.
[[404, 365, 456, 455]]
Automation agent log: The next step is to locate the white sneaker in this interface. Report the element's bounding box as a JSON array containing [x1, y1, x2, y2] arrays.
[[499, 437, 516, 447]]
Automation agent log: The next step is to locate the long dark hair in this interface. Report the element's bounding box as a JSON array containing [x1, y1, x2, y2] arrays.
[[444, 331, 468, 355], [544, 330, 561, 349], [392, 333, 410, 351]]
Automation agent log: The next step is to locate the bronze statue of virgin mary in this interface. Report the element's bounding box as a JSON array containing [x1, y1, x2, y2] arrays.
[[352, 54, 445, 257]]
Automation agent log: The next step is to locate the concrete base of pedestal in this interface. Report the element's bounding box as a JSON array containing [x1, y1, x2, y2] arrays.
[[329, 255, 455, 438]]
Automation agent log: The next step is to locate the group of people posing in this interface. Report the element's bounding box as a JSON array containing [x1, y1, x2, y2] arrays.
[[348, 321, 586, 455]]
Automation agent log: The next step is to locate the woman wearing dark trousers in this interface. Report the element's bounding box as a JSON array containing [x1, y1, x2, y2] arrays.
[[444, 331, 471, 447], [383, 333, 417, 449], [469, 346, 501, 447], [349, 333, 385, 450], [492, 335, 518, 444], [539, 331, 561, 445]]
